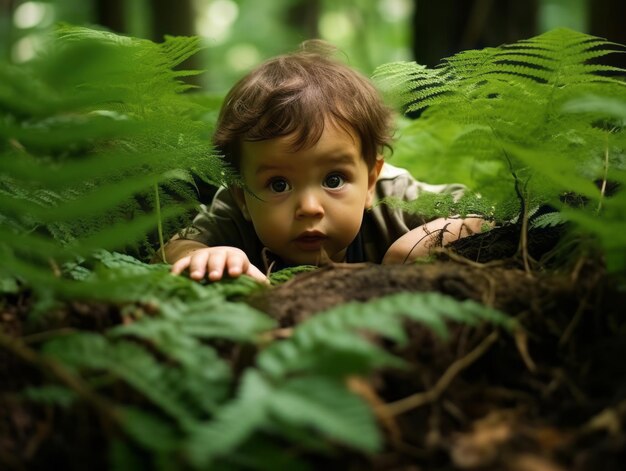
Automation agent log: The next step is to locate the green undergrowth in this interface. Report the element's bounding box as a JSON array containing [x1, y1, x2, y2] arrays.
[[4, 251, 515, 469], [375, 28, 626, 273], [0, 25, 624, 469]]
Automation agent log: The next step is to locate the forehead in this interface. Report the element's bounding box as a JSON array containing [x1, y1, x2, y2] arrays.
[[240, 122, 361, 168]]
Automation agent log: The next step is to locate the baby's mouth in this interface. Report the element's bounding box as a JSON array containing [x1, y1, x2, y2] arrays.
[[293, 231, 327, 251]]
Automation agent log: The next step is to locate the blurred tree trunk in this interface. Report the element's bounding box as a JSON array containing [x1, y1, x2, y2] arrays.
[[589, 0, 626, 69], [0, 0, 18, 61], [412, 0, 538, 66], [149, 0, 201, 86], [94, 0, 125, 33], [287, 0, 320, 39], [93, 0, 200, 84], [149, 0, 195, 41]]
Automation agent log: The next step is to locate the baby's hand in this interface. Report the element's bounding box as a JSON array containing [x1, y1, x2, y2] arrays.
[[170, 246, 268, 283]]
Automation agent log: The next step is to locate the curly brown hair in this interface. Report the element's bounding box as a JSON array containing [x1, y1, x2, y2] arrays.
[[213, 40, 394, 172]]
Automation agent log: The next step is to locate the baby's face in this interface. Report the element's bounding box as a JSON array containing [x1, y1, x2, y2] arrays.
[[236, 122, 379, 265]]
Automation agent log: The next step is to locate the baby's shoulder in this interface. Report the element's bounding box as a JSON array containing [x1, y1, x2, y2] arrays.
[[378, 162, 412, 181]]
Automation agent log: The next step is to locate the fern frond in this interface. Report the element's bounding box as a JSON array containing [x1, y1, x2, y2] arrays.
[[160, 35, 203, 70], [42, 333, 198, 424], [379, 190, 501, 220], [119, 406, 180, 452], [186, 292, 511, 467], [112, 298, 275, 344], [258, 291, 513, 378], [269, 376, 380, 451], [375, 28, 626, 227], [530, 211, 568, 229], [186, 370, 380, 468], [185, 370, 273, 467], [1, 26, 230, 289]]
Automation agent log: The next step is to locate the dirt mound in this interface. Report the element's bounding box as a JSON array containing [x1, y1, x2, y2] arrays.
[[249, 259, 626, 470]]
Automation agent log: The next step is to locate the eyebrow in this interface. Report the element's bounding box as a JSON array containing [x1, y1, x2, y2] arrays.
[[325, 153, 358, 166], [255, 164, 285, 176], [254, 153, 358, 176]]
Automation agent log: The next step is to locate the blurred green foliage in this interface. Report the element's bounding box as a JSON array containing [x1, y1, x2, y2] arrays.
[[1, 0, 414, 92]]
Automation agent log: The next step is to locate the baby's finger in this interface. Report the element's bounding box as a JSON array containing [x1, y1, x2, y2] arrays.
[[244, 263, 269, 284], [188, 250, 210, 280], [171, 256, 191, 275], [225, 251, 247, 277], [207, 250, 227, 281]]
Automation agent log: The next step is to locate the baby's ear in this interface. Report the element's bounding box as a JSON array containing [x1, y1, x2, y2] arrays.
[[230, 186, 251, 221], [365, 158, 384, 208]]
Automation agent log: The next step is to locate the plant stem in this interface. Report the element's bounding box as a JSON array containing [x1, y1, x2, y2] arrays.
[[154, 183, 166, 263], [597, 132, 610, 214]]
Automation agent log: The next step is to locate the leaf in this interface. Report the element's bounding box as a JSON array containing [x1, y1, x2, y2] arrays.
[[269, 376, 380, 452], [563, 95, 626, 120], [373, 28, 626, 225], [0, 25, 229, 288], [185, 370, 273, 468], [42, 333, 207, 425], [259, 292, 513, 378], [119, 406, 180, 452]]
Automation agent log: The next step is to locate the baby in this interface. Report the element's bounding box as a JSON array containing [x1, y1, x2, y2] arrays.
[[163, 42, 482, 283]]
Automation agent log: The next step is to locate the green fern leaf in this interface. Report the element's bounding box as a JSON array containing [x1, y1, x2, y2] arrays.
[[119, 406, 180, 452], [374, 28, 626, 225], [112, 298, 275, 344], [186, 370, 273, 467], [269, 376, 380, 452], [530, 211, 568, 229], [42, 333, 214, 425], [259, 291, 513, 378], [186, 371, 380, 468], [1, 25, 231, 289]]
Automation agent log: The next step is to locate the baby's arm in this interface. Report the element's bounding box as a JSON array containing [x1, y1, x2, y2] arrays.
[[164, 237, 268, 283], [382, 217, 486, 264]]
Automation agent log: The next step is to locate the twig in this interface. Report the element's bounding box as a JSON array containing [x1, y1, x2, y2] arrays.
[[518, 181, 532, 274], [501, 149, 532, 274], [582, 398, 626, 436], [403, 224, 451, 265], [559, 293, 589, 347], [257, 327, 293, 347], [347, 376, 402, 443], [514, 327, 536, 372], [48, 258, 62, 278], [154, 184, 166, 264], [434, 249, 505, 269], [379, 331, 500, 417]]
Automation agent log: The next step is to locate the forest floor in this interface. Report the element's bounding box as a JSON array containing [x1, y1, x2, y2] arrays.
[[1, 232, 626, 470], [250, 258, 626, 471]]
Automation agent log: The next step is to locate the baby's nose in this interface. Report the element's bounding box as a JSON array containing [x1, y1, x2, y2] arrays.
[[295, 190, 324, 218]]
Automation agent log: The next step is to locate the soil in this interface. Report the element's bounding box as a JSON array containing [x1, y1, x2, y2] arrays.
[[1, 226, 626, 470], [249, 256, 626, 471]]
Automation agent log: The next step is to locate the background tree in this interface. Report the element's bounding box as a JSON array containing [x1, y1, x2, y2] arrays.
[[1, 0, 623, 89], [412, 0, 538, 67], [589, 0, 626, 68]]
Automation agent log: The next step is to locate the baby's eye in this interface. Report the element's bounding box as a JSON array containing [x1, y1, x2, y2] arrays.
[[268, 178, 291, 193], [323, 173, 345, 189]]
